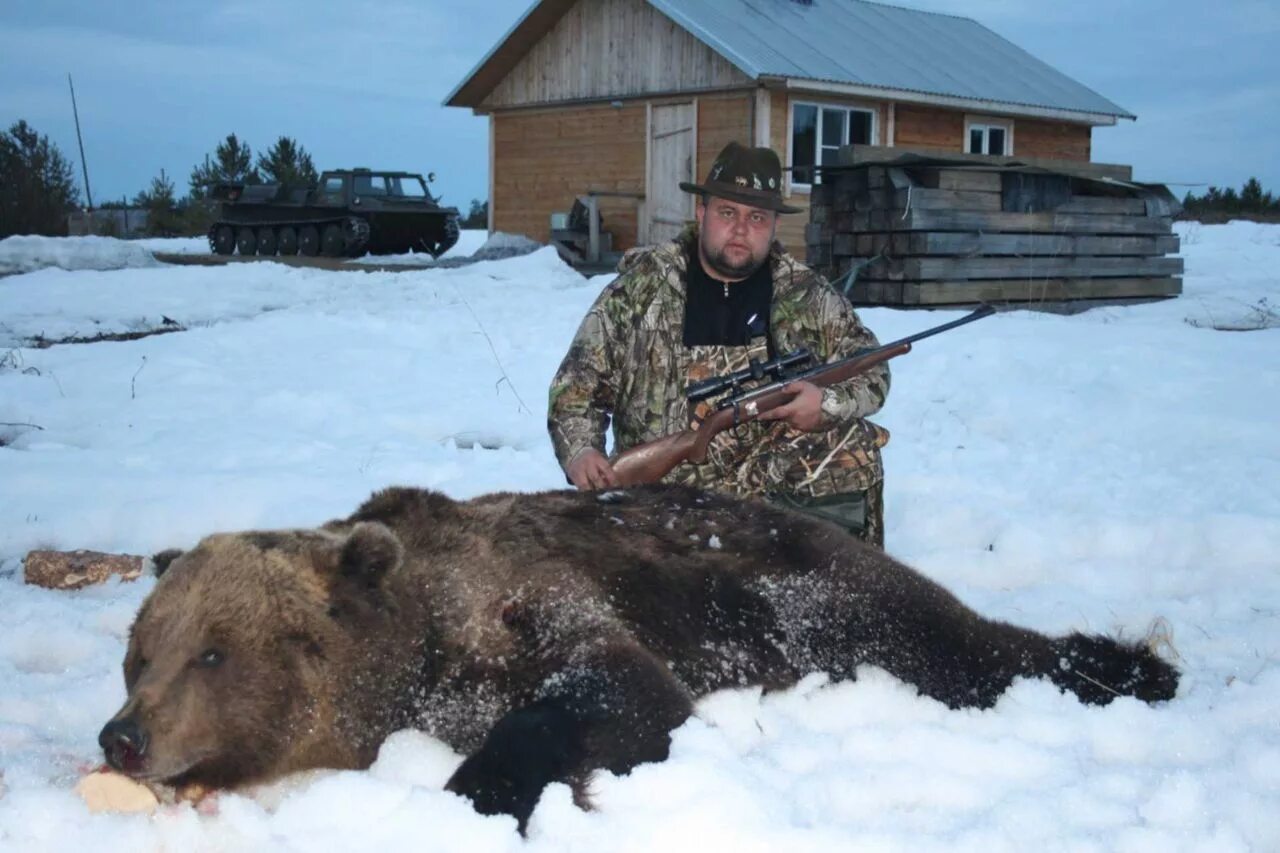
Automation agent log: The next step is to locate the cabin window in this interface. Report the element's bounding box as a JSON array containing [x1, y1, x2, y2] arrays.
[[389, 176, 427, 198], [353, 175, 389, 196], [790, 101, 876, 189], [967, 122, 1010, 155], [322, 176, 344, 194]]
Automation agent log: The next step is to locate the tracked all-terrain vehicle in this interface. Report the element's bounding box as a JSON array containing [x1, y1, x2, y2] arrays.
[[208, 169, 461, 259]]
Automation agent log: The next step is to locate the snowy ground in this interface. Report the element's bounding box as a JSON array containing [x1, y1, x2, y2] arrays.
[[0, 229, 490, 277], [0, 223, 1277, 851]]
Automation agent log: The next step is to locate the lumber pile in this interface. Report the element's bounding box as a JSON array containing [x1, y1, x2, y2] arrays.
[[805, 150, 1183, 306]]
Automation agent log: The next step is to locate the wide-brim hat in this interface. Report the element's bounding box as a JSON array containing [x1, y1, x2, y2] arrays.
[[679, 141, 802, 214]]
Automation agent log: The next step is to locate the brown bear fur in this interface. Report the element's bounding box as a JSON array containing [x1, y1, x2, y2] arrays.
[[101, 484, 1178, 830]]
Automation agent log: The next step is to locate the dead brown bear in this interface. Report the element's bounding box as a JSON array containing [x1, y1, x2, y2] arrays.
[[100, 484, 1178, 831]]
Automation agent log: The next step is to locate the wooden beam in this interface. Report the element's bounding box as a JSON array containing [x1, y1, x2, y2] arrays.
[[866, 209, 1173, 235], [915, 169, 1003, 192], [754, 87, 770, 147], [863, 255, 1184, 281], [835, 144, 1133, 181], [893, 187, 1001, 211], [848, 232, 1180, 257], [487, 114, 495, 233], [893, 277, 1182, 305], [1055, 197, 1148, 215]]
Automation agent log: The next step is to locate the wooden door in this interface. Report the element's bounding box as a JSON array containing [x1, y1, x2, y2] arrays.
[[647, 102, 695, 245]]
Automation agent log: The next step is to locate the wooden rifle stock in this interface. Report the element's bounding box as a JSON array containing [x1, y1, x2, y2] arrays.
[[609, 305, 994, 488]]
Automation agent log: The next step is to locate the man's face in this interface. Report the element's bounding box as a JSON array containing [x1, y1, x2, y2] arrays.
[[695, 195, 778, 281]]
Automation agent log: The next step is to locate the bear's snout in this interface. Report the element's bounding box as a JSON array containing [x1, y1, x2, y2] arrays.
[[99, 717, 149, 773]]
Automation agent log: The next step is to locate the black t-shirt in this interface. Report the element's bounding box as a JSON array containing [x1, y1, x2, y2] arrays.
[[682, 254, 773, 347]]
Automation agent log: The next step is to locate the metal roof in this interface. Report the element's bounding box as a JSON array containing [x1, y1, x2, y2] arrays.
[[649, 0, 1134, 120]]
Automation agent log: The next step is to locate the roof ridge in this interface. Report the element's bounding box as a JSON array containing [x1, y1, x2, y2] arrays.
[[834, 0, 980, 26], [446, 0, 1132, 120]]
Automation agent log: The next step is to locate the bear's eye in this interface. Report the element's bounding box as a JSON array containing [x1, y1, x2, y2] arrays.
[[126, 656, 148, 685], [196, 649, 225, 668]]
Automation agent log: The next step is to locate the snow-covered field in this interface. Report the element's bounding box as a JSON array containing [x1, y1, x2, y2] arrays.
[[0, 229, 491, 277], [0, 223, 1277, 851]]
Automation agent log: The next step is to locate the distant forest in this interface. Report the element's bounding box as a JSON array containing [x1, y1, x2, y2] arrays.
[[4, 117, 1277, 238], [1180, 177, 1280, 223], [1, 121, 484, 239]]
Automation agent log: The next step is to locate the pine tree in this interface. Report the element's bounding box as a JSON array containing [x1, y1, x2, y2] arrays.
[[1180, 179, 1279, 221], [1181, 190, 1201, 218], [1220, 187, 1240, 214], [188, 133, 260, 199], [0, 120, 81, 238], [1240, 177, 1266, 213], [255, 136, 318, 187], [462, 198, 488, 228], [134, 169, 181, 236]]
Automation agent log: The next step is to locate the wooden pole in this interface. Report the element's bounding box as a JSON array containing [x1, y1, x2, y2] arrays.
[[67, 73, 94, 210]]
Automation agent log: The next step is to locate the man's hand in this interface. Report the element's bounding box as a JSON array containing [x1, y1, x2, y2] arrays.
[[756, 381, 827, 432], [565, 448, 618, 490]]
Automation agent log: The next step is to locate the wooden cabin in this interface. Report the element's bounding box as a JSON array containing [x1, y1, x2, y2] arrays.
[[445, 0, 1135, 259]]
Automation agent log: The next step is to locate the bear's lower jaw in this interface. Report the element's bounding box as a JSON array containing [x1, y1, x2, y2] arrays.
[[123, 751, 217, 786]]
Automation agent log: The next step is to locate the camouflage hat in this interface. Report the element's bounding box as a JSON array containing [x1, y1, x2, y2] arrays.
[[680, 141, 802, 214]]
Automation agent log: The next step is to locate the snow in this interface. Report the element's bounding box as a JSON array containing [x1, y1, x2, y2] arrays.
[[348, 227, 492, 265], [1, 221, 1278, 850], [0, 235, 162, 276]]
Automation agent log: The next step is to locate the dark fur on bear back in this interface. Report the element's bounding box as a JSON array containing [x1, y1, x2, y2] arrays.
[[339, 484, 1175, 722]]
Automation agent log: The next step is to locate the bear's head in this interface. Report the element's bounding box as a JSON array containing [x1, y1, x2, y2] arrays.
[[99, 522, 405, 789]]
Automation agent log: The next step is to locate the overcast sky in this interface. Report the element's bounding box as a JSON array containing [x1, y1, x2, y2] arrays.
[[2, 0, 1276, 210]]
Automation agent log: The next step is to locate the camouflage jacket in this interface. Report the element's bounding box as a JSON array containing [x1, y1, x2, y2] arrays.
[[548, 227, 890, 498]]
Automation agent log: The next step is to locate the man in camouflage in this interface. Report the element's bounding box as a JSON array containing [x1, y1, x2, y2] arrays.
[[548, 142, 890, 546]]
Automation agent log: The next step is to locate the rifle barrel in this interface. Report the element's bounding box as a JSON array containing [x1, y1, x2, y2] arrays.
[[882, 304, 995, 350]]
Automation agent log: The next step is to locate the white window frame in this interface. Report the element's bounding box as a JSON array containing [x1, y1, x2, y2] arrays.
[[787, 99, 879, 193], [964, 117, 1014, 156]]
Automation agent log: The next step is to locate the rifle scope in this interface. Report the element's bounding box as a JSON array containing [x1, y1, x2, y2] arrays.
[[686, 348, 813, 403]]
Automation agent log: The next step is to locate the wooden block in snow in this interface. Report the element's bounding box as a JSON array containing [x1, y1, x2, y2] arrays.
[[23, 549, 144, 590], [75, 768, 160, 814]]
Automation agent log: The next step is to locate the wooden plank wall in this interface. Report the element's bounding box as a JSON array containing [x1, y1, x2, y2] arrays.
[[892, 103, 966, 153], [481, 0, 751, 109], [887, 104, 1093, 162], [769, 90, 810, 253], [491, 103, 647, 247], [696, 94, 753, 194], [486, 88, 1098, 258], [1015, 117, 1092, 161]]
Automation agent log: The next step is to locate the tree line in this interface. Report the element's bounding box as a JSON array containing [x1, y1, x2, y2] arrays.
[[0, 120, 81, 238], [1, 119, 488, 239], [1181, 177, 1280, 222]]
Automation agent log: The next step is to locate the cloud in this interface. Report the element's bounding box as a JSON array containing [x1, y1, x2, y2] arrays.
[[2, 0, 1274, 206]]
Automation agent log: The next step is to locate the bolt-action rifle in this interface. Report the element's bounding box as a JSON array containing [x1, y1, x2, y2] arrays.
[[610, 304, 995, 487]]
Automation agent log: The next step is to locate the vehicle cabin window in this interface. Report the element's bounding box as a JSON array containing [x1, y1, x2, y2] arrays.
[[389, 177, 428, 198], [968, 124, 1009, 156], [791, 102, 875, 187], [353, 175, 389, 196], [321, 176, 345, 194]]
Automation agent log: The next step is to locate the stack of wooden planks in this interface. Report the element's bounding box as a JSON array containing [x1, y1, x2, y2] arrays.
[[804, 150, 1183, 306]]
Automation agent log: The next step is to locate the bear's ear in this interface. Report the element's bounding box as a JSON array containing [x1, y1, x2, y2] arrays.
[[151, 548, 185, 577], [337, 522, 403, 585]]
